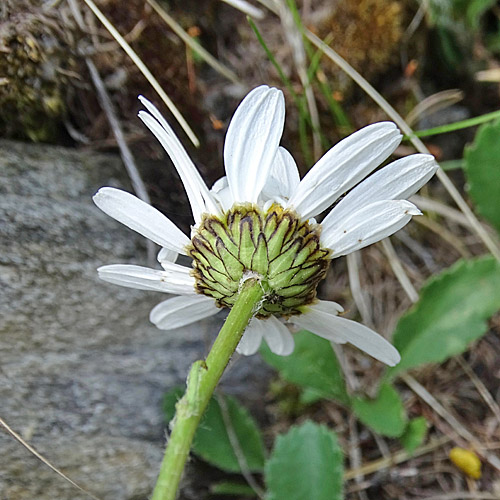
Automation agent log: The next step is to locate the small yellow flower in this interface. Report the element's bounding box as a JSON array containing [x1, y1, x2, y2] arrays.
[[449, 447, 482, 479]]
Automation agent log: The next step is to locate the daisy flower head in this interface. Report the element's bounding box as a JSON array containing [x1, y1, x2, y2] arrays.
[[94, 85, 438, 366]]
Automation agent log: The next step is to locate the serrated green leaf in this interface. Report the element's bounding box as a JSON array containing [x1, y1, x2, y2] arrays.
[[163, 388, 265, 473], [400, 417, 428, 454], [265, 421, 343, 500], [388, 256, 500, 378], [261, 330, 350, 405], [465, 120, 500, 233], [352, 384, 407, 438]]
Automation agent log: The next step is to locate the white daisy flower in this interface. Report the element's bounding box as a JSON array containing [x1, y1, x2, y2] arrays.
[[94, 85, 438, 366]]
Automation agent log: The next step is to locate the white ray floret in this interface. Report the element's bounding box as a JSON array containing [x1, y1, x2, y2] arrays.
[[138, 102, 218, 222], [322, 153, 437, 230], [93, 187, 190, 254], [322, 200, 422, 257], [286, 122, 402, 219], [261, 146, 301, 203], [210, 176, 233, 212], [236, 318, 266, 356], [236, 316, 295, 356], [97, 264, 196, 295], [260, 316, 295, 356], [94, 85, 438, 366], [224, 85, 285, 204], [150, 295, 220, 330], [290, 301, 401, 366], [157, 247, 179, 267]]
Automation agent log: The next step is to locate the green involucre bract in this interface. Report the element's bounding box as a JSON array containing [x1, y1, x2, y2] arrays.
[[189, 204, 330, 317]]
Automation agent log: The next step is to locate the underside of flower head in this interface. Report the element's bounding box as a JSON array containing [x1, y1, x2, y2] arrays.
[[189, 203, 330, 317], [93, 84, 439, 366]]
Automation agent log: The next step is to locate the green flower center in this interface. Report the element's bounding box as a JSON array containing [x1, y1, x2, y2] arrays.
[[188, 204, 331, 318]]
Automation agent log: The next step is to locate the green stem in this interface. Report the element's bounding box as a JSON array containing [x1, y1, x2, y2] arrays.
[[151, 278, 265, 500], [407, 108, 500, 139]]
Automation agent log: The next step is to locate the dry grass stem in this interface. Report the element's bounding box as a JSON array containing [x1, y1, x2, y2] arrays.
[[347, 415, 369, 500], [82, 0, 200, 146], [418, 494, 499, 500], [0, 417, 101, 500], [304, 30, 500, 262], [146, 0, 240, 85], [456, 356, 500, 427], [411, 195, 495, 234], [343, 435, 451, 480], [346, 251, 374, 327], [86, 60, 150, 205], [331, 343, 360, 394], [215, 393, 265, 498], [380, 238, 419, 303], [401, 373, 500, 472], [276, 1, 322, 160], [221, 0, 265, 19], [414, 215, 472, 259], [405, 89, 464, 127], [86, 59, 156, 263]]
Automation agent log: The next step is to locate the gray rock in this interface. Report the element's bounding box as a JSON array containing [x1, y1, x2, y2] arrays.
[[0, 140, 269, 500]]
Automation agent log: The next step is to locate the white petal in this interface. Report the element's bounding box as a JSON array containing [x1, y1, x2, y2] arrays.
[[322, 200, 421, 257], [286, 122, 402, 219], [210, 176, 234, 212], [236, 318, 265, 355], [214, 187, 234, 212], [262, 147, 301, 202], [138, 95, 174, 133], [291, 306, 401, 366], [211, 176, 228, 193], [97, 264, 196, 294], [308, 299, 344, 315], [157, 247, 179, 267], [156, 259, 192, 274], [224, 86, 286, 203], [138, 100, 218, 222], [289, 307, 346, 344], [322, 154, 437, 230], [93, 187, 190, 254], [150, 295, 219, 330], [262, 316, 295, 356]]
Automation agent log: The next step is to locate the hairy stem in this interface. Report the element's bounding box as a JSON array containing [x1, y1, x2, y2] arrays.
[[151, 278, 265, 500]]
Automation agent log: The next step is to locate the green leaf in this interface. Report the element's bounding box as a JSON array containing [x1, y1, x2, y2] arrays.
[[352, 384, 407, 438], [265, 421, 343, 500], [210, 482, 257, 497], [163, 388, 266, 473], [465, 0, 497, 30], [465, 120, 500, 233], [400, 417, 428, 454], [261, 330, 350, 405], [388, 256, 500, 378], [299, 387, 326, 405]]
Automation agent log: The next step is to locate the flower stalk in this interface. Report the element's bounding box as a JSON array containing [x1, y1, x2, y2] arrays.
[[151, 278, 265, 500]]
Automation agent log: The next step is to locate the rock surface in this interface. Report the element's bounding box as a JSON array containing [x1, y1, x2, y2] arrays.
[[0, 140, 269, 499]]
